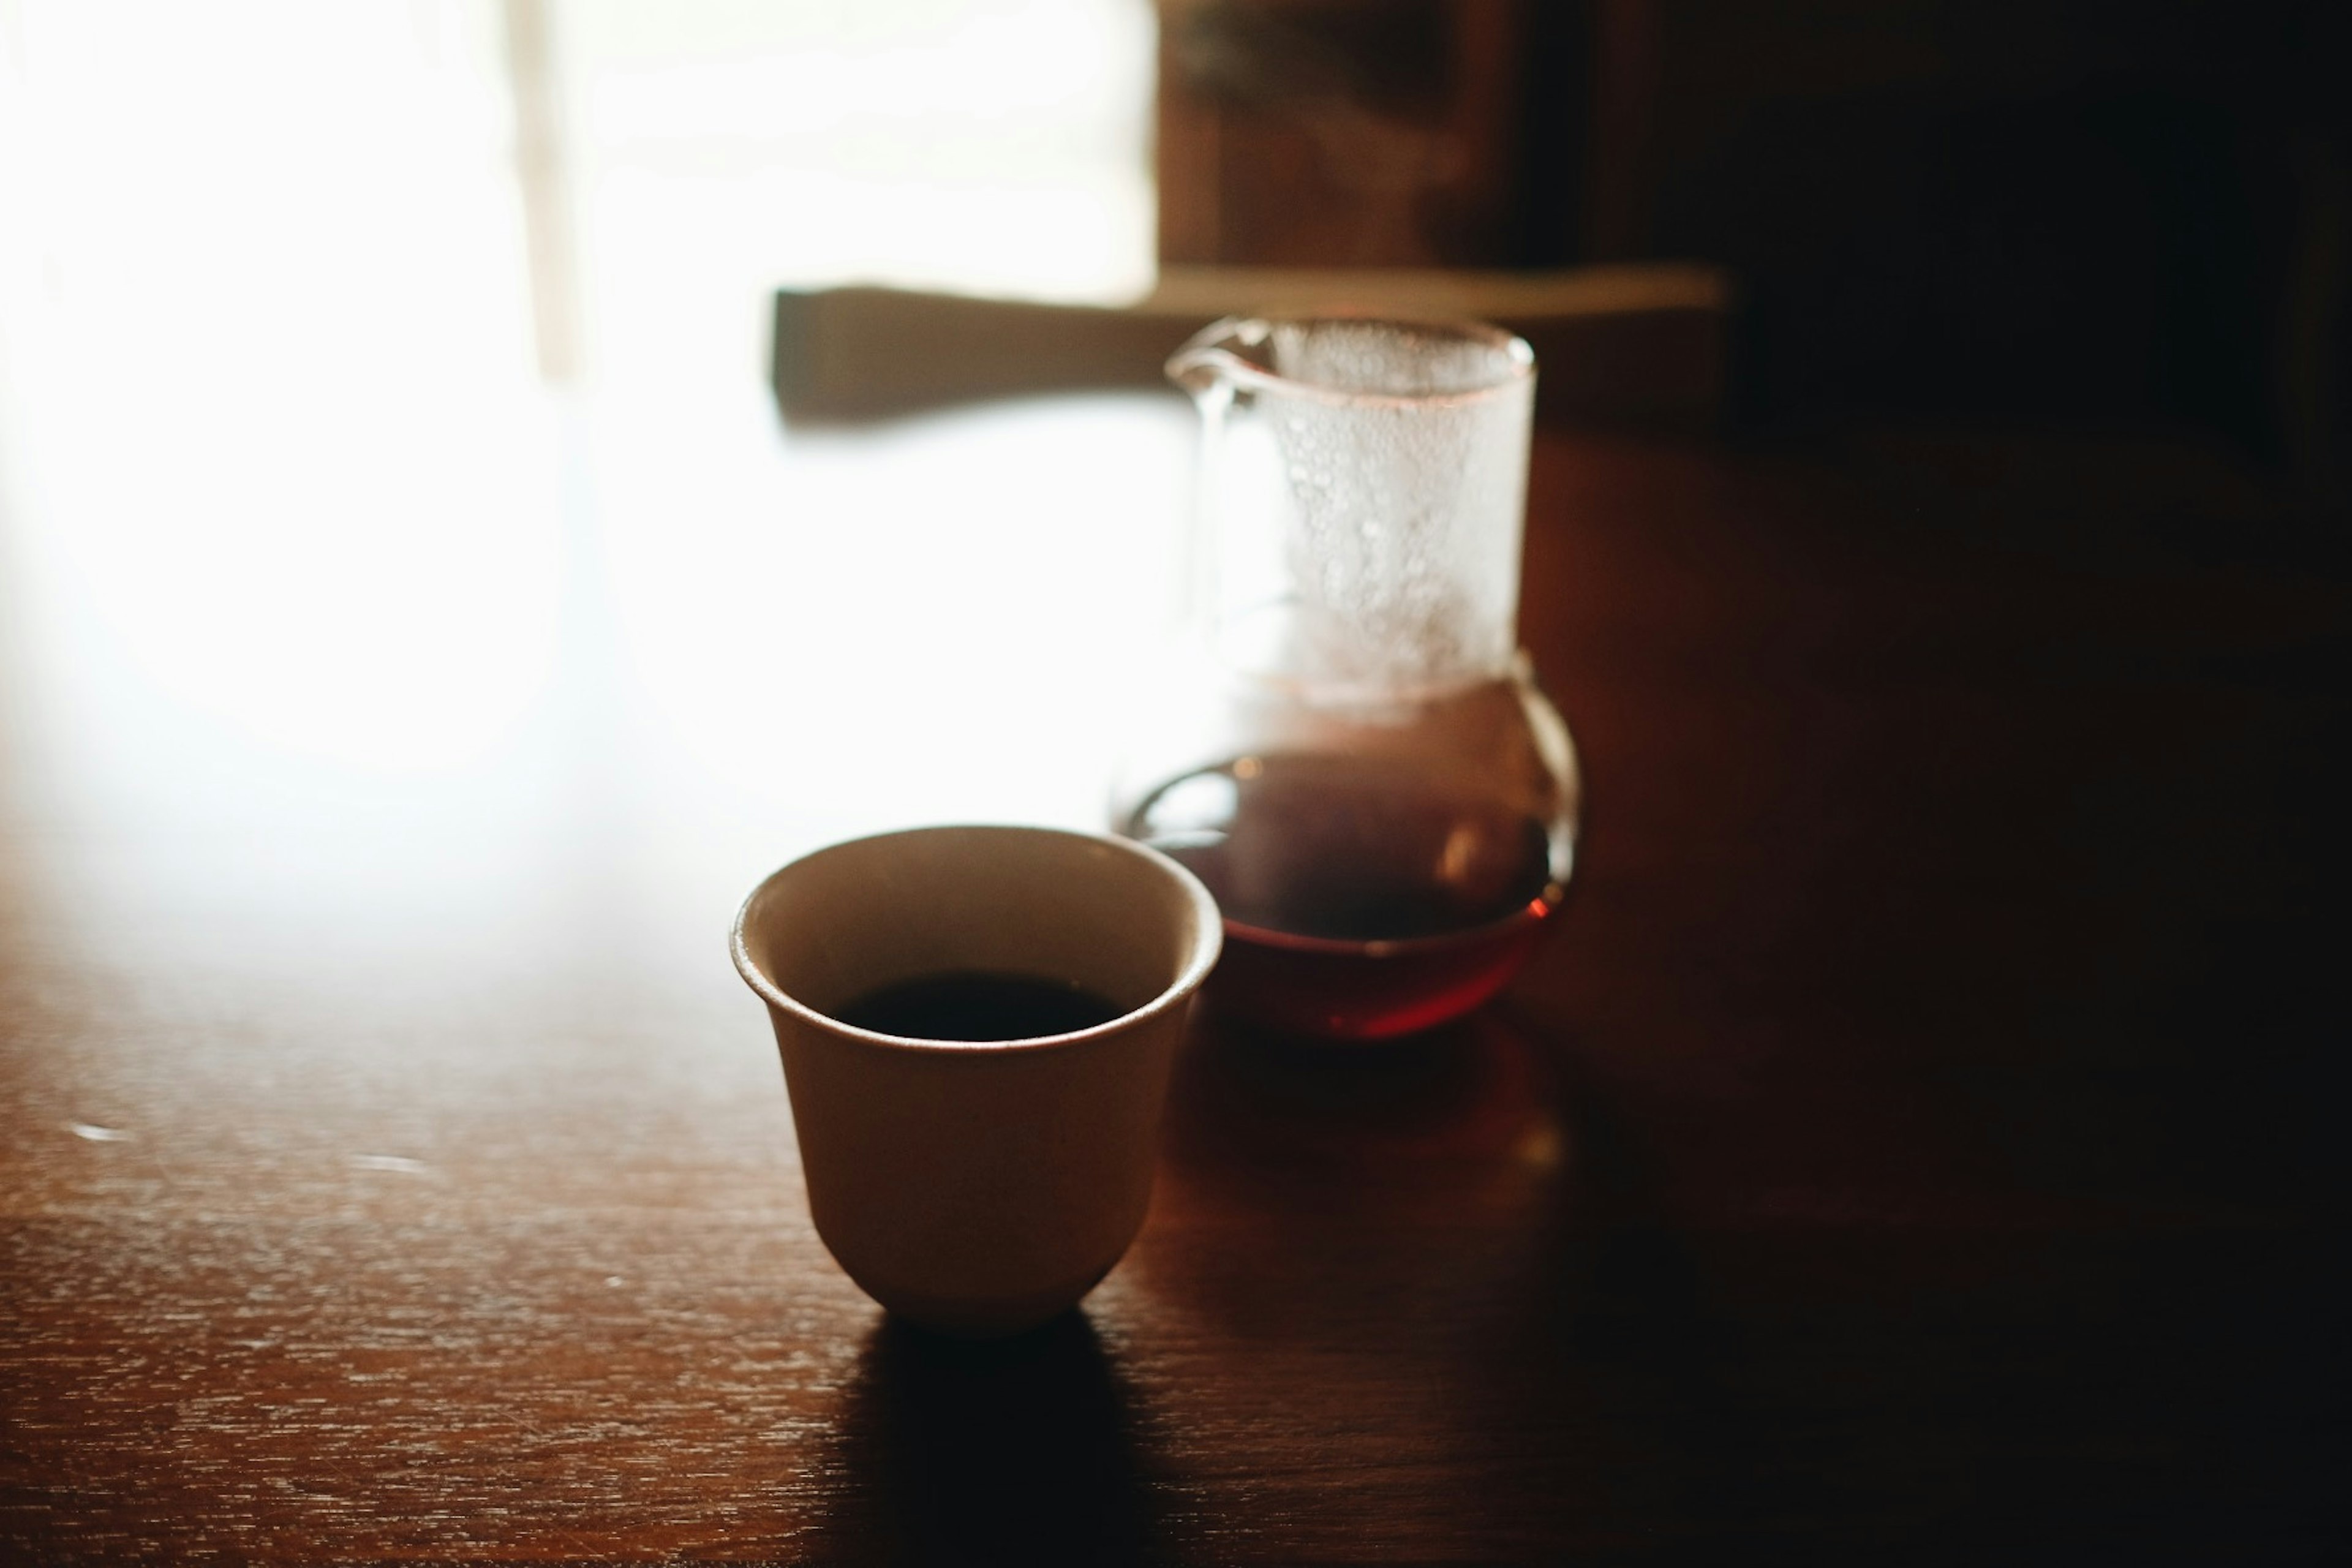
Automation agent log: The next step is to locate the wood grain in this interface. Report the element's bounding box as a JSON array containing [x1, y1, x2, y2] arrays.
[[4, 417, 2343, 1562]]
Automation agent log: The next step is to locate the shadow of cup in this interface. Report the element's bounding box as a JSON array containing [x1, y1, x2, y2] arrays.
[[805, 1313, 1174, 1565]]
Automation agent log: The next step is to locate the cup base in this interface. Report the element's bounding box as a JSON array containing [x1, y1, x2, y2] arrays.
[[865, 1261, 1118, 1340]]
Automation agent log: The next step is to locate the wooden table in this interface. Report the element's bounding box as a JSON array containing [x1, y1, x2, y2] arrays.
[[2, 391, 2342, 1562]]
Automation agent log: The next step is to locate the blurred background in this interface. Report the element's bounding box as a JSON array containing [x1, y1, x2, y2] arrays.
[[1156, 0, 2349, 480], [9, 0, 2343, 461], [2, 0, 2345, 866]]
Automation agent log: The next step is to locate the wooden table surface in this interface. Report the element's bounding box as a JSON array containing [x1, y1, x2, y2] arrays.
[[2, 390, 2343, 1562]]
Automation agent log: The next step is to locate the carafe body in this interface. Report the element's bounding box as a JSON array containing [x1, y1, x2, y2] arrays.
[[1115, 317, 1580, 1039]]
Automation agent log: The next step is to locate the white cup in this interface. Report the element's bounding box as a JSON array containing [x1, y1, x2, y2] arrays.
[[731, 825, 1222, 1337]]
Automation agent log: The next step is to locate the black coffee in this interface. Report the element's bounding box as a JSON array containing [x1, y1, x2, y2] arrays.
[[831, 971, 1125, 1042]]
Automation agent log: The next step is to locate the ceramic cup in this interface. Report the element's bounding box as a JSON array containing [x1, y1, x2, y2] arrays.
[[731, 825, 1223, 1338]]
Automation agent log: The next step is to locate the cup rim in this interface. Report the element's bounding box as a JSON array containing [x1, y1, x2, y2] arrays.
[[1167, 314, 1536, 412], [730, 823, 1224, 1055]]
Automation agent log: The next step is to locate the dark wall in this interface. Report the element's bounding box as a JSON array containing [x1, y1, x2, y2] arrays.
[[1155, 1, 2349, 480], [1597, 0, 2349, 462]]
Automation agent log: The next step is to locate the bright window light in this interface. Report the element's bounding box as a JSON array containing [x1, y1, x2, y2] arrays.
[[0, 0, 1159, 790], [563, 0, 1158, 391]]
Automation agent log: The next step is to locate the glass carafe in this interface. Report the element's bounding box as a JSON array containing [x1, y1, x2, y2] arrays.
[[1114, 317, 1581, 1039]]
